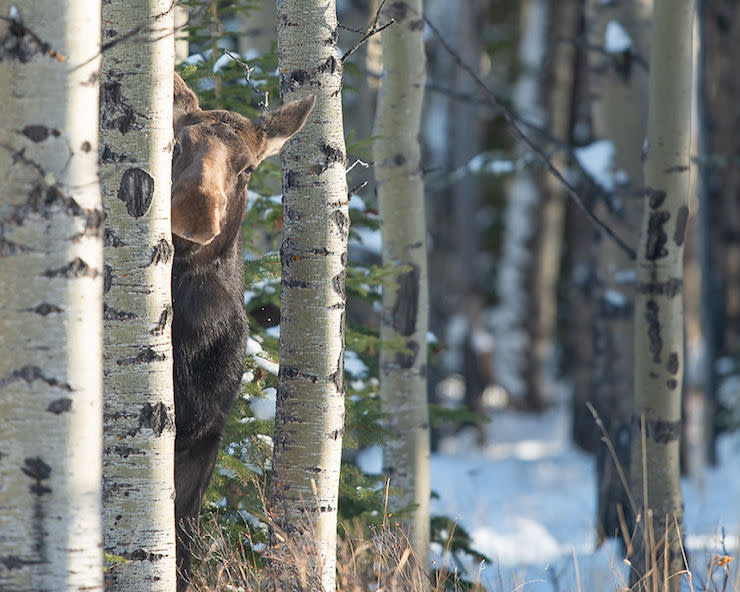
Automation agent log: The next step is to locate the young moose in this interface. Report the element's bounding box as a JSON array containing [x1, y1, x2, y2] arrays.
[[171, 73, 314, 590]]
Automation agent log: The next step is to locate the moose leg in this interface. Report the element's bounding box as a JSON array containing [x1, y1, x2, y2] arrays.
[[174, 433, 221, 592]]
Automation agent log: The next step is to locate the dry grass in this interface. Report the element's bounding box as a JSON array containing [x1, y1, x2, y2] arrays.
[[185, 507, 483, 592]]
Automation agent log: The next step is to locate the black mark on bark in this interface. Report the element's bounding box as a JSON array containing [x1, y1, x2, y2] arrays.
[[104, 264, 113, 293], [28, 302, 63, 315], [117, 168, 154, 217], [645, 300, 662, 363], [138, 401, 172, 436], [667, 379, 678, 390], [667, 352, 679, 375], [674, 205, 688, 246], [103, 303, 136, 321], [635, 416, 681, 443], [647, 187, 667, 209], [101, 79, 138, 134], [43, 257, 98, 279], [637, 278, 682, 298], [333, 270, 346, 299], [392, 265, 420, 336], [104, 228, 126, 247], [150, 305, 172, 335], [149, 237, 172, 265], [47, 397, 72, 414], [645, 211, 670, 260], [22, 125, 55, 143], [396, 339, 420, 369], [101, 144, 129, 163], [116, 346, 166, 366], [664, 165, 689, 174], [279, 366, 319, 384], [0, 16, 59, 63], [0, 365, 72, 391], [22, 457, 52, 495]]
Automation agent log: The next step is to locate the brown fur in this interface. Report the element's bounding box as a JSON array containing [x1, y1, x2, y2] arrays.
[[171, 73, 314, 591]]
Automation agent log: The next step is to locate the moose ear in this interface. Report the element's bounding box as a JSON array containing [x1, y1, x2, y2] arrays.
[[174, 72, 200, 130], [258, 95, 316, 159]]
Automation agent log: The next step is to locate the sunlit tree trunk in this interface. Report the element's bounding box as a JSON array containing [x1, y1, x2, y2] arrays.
[[373, 0, 430, 564], [269, 1, 349, 589], [585, 0, 652, 545], [630, 2, 694, 588], [99, 2, 176, 590], [0, 2, 103, 590]]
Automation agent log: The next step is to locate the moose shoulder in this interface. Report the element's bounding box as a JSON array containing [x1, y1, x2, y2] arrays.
[[171, 72, 314, 591]]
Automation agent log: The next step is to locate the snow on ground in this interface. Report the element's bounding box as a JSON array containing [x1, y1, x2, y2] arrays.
[[357, 398, 740, 591]]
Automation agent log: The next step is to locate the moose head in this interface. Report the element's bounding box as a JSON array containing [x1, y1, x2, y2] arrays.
[[171, 72, 315, 249]]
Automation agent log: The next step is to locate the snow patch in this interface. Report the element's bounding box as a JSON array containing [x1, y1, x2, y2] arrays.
[[575, 140, 615, 192], [604, 21, 633, 54]]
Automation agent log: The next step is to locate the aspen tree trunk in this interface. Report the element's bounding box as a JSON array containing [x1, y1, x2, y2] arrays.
[[494, 0, 548, 405], [0, 2, 104, 590], [99, 2, 176, 590], [373, 0, 430, 564], [585, 0, 651, 545], [269, 1, 348, 589], [630, 2, 693, 588], [175, 4, 189, 63]]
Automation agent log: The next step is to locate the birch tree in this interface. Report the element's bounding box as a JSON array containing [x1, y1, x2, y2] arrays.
[[585, 0, 651, 545], [268, 1, 349, 589], [373, 0, 430, 564], [99, 2, 176, 589], [630, 2, 694, 588], [0, 2, 104, 590]]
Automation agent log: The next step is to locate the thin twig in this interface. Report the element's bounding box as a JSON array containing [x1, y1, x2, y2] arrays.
[[422, 13, 637, 260], [222, 49, 270, 111], [341, 0, 395, 64]]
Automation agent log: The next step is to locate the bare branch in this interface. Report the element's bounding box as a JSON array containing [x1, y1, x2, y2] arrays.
[[422, 13, 637, 260], [340, 0, 395, 64], [222, 49, 270, 112]]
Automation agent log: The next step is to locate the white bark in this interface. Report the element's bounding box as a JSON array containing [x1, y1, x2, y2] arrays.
[[100, 2, 176, 590], [630, 2, 694, 588], [586, 0, 651, 544], [269, 1, 348, 590], [0, 2, 103, 590], [373, 0, 430, 564]]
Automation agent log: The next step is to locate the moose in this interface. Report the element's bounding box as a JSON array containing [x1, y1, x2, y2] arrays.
[[171, 72, 314, 590]]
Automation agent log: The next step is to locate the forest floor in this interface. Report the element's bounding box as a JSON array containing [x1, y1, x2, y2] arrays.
[[357, 395, 740, 591]]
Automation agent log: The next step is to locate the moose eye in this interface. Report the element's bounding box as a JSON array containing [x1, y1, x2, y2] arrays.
[[242, 165, 254, 176], [173, 141, 181, 159]]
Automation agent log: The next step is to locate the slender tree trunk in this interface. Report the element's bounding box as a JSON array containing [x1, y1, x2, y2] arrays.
[[269, 1, 349, 590], [526, 0, 580, 411], [630, 2, 694, 589], [373, 0, 430, 565], [175, 3, 189, 63], [493, 0, 548, 406], [99, 2, 177, 590], [585, 0, 652, 546], [701, 0, 740, 465], [0, 2, 104, 590]]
